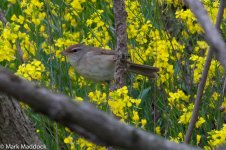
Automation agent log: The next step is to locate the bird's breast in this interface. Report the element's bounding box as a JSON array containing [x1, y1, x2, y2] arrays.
[[74, 52, 115, 81]]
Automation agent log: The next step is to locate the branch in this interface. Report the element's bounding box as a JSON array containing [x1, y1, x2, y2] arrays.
[[113, 0, 128, 89], [0, 9, 7, 26], [184, 0, 226, 70], [184, 0, 226, 143], [0, 67, 198, 150]]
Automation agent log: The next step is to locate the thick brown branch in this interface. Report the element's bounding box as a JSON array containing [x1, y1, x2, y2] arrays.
[[184, 0, 226, 143], [113, 0, 128, 89], [0, 67, 198, 150], [0, 94, 44, 146]]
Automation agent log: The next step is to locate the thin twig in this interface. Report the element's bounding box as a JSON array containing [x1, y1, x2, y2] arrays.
[[219, 78, 226, 112], [0, 9, 7, 26], [184, 0, 225, 143], [113, 0, 128, 89]]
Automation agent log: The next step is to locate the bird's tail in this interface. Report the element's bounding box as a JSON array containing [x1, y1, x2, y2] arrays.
[[127, 62, 159, 78]]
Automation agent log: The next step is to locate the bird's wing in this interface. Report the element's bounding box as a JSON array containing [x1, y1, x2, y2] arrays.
[[92, 48, 116, 55]]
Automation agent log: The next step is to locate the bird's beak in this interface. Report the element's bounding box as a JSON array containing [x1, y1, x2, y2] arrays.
[[61, 51, 67, 56]]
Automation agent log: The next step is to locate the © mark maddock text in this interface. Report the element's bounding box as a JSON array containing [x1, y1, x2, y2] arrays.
[[3, 144, 46, 149]]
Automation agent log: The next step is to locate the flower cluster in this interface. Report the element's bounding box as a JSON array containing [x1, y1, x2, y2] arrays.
[[64, 135, 75, 150], [207, 124, 226, 149], [88, 90, 107, 105], [64, 130, 106, 150], [190, 41, 223, 85], [125, 0, 185, 86], [168, 89, 190, 109], [178, 104, 206, 128], [175, 9, 203, 34], [76, 138, 105, 150], [170, 132, 184, 143], [16, 59, 45, 80], [84, 9, 111, 48], [88, 86, 147, 127], [0, 24, 17, 62]]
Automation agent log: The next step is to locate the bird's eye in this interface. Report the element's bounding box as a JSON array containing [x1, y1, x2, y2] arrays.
[[70, 47, 81, 53]]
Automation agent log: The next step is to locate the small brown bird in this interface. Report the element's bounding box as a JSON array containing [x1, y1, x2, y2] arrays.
[[61, 44, 159, 82]]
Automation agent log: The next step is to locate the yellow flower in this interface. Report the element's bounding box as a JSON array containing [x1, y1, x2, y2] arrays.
[[170, 132, 184, 143], [18, 15, 24, 24], [169, 137, 179, 143], [86, 19, 93, 26], [133, 82, 139, 89], [88, 90, 107, 105], [16, 59, 45, 80], [75, 97, 83, 102], [132, 111, 139, 122], [32, 18, 41, 26], [175, 9, 202, 34], [178, 110, 192, 125], [8, 0, 17, 4], [71, 0, 84, 12], [84, 9, 111, 47], [0, 38, 16, 62], [196, 134, 201, 145], [207, 124, 226, 148], [178, 132, 184, 141], [195, 117, 206, 128], [40, 25, 45, 32], [24, 24, 31, 31], [155, 126, 161, 135], [168, 89, 190, 109], [141, 119, 147, 127], [204, 146, 211, 150], [212, 92, 220, 101], [56, 50, 65, 61], [64, 136, 73, 144], [76, 138, 106, 150], [134, 99, 141, 106], [107, 86, 143, 123], [65, 127, 71, 133]]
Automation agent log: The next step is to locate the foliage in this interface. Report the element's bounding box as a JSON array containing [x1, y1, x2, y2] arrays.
[[0, 0, 226, 149]]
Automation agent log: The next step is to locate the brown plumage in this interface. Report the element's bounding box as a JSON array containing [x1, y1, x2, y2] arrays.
[[62, 44, 159, 81]]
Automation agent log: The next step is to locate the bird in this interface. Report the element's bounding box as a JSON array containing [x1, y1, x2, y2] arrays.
[[61, 44, 159, 82]]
